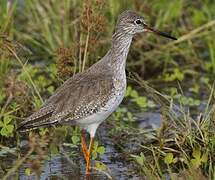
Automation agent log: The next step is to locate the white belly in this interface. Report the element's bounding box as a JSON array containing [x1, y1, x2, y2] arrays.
[[77, 87, 126, 137]]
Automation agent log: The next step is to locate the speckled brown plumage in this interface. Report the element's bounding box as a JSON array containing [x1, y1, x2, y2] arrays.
[[17, 70, 115, 131], [16, 10, 177, 176], [17, 11, 145, 133], [17, 10, 176, 134]]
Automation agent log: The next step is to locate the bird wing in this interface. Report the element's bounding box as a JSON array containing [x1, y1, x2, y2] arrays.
[[17, 71, 114, 132]]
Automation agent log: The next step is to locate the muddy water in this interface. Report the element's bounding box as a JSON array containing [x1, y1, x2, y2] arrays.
[[16, 124, 145, 180], [0, 111, 161, 180]]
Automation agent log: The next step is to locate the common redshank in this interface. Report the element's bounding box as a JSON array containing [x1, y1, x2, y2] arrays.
[[17, 10, 177, 175]]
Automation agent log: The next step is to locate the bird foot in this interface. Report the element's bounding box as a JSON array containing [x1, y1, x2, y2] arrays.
[[81, 139, 89, 161], [81, 130, 94, 175]]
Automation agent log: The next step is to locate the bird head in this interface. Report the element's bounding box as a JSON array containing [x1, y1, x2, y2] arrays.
[[116, 10, 177, 40]]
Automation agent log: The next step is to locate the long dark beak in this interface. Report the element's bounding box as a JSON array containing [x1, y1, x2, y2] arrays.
[[144, 24, 177, 40]]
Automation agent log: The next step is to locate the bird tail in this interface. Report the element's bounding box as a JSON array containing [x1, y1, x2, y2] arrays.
[[17, 106, 56, 132]]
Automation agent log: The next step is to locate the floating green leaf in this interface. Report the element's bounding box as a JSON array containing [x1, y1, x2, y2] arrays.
[[164, 153, 174, 165]]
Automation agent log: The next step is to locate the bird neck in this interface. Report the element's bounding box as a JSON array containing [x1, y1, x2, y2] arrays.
[[109, 31, 133, 72], [88, 30, 133, 77]]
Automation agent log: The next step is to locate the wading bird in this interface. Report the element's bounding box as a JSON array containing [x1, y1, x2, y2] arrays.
[[17, 10, 176, 175]]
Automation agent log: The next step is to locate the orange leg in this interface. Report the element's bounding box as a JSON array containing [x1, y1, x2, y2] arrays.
[[86, 137, 94, 175], [81, 130, 88, 161]]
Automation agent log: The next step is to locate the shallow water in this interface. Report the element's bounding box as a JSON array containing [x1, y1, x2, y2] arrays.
[[3, 120, 147, 180], [1, 101, 206, 179]]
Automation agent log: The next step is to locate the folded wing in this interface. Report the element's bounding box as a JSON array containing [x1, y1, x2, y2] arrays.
[[17, 71, 113, 132]]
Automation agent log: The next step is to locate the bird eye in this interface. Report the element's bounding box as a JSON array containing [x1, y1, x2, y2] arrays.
[[135, 19, 142, 25]]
